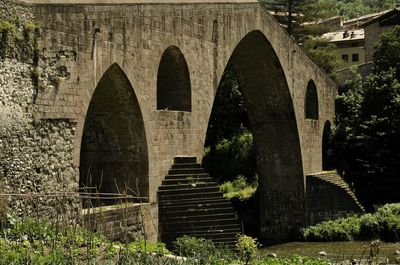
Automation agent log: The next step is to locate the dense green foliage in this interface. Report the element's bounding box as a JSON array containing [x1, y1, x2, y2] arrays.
[[236, 234, 260, 264], [333, 26, 400, 209], [0, 19, 40, 60], [302, 203, 400, 242], [219, 175, 257, 201], [204, 133, 256, 184], [261, 0, 339, 41]]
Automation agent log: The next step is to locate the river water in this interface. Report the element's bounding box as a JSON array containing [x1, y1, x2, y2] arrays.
[[259, 241, 400, 263]]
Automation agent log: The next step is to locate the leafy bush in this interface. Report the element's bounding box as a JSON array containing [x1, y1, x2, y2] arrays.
[[219, 175, 257, 201], [203, 132, 256, 184], [302, 203, 400, 242], [302, 216, 360, 242], [128, 239, 170, 254], [358, 213, 380, 239], [173, 235, 234, 264], [236, 234, 259, 264]]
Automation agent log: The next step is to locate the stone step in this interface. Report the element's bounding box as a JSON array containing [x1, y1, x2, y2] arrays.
[[162, 225, 241, 234], [159, 157, 240, 249], [174, 156, 197, 164], [162, 218, 239, 228], [158, 191, 223, 201], [161, 178, 215, 186], [162, 231, 240, 241], [160, 207, 235, 218], [159, 197, 229, 207], [158, 186, 220, 195], [164, 173, 211, 180], [159, 200, 232, 211], [165, 212, 237, 223], [308, 172, 365, 212], [171, 163, 202, 169], [159, 182, 217, 190], [168, 168, 207, 175]]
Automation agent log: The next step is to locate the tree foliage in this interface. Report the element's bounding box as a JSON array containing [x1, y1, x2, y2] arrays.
[[303, 37, 342, 77], [261, 0, 336, 40], [333, 26, 400, 210]]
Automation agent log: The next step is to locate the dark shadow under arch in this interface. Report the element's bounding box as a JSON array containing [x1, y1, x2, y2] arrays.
[[305, 80, 319, 120], [157, 46, 191, 111], [79, 64, 149, 207], [207, 30, 305, 240]]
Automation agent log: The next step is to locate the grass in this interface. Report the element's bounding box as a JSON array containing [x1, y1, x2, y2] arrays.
[[0, 217, 331, 264]]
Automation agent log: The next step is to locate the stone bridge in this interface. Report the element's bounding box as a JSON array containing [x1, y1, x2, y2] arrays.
[[4, 0, 346, 241]]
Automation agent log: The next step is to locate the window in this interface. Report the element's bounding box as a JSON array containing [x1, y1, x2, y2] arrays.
[[352, 53, 359, 62], [342, 54, 349, 62]]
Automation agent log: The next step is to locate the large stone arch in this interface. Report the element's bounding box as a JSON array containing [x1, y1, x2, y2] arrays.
[[211, 30, 305, 239], [79, 63, 149, 207]]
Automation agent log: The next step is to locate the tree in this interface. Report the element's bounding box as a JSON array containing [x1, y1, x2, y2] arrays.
[[332, 26, 400, 210], [303, 37, 342, 77], [261, 0, 322, 38], [373, 25, 400, 78]]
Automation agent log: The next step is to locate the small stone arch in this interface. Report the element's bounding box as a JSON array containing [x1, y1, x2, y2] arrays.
[[157, 46, 191, 111], [305, 80, 319, 120], [79, 63, 149, 207], [322, 120, 332, 170]]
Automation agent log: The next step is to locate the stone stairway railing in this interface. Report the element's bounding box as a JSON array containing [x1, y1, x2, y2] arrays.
[[158, 156, 241, 249]]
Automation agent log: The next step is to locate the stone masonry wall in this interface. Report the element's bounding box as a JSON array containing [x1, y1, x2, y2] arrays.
[[0, 0, 80, 219], [306, 176, 363, 225], [82, 203, 158, 243]]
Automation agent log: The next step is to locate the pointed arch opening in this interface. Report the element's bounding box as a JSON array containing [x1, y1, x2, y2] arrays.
[[157, 46, 191, 111], [79, 64, 149, 207], [322, 120, 332, 171], [203, 30, 304, 240], [305, 80, 319, 120]]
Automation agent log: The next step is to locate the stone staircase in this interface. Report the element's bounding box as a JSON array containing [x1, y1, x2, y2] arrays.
[[306, 171, 364, 225], [158, 156, 241, 249]]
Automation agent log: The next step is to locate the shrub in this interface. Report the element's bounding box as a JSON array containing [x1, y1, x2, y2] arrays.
[[173, 236, 234, 264], [236, 234, 259, 265], [302, 216, 360, 241], [358, 213, 380, 239], [219, 175, 257, 201], [302, 203, 400, 242]]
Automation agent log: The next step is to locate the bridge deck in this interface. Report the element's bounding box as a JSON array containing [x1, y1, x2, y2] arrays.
[[21, 0, 258, 5]]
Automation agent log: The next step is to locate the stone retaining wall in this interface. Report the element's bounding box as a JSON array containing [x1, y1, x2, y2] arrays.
[[81, 203, 158, 242]]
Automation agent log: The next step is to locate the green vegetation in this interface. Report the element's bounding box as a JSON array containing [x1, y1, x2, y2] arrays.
[[173, 235, 234, 264], [204, 133, 256, 185], [236, 234, 260, 264], [0, 19, 39, 60], [254, 256, 328, 265], [303, 37, 342, 77], [1, 220, 331, 264], [302, 203, 400, 242], [220, 175, 257, 201], [332, 26, 400, 209]]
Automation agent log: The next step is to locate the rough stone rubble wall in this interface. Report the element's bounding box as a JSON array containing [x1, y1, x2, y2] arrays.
[[0, 0, 79, 219]]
